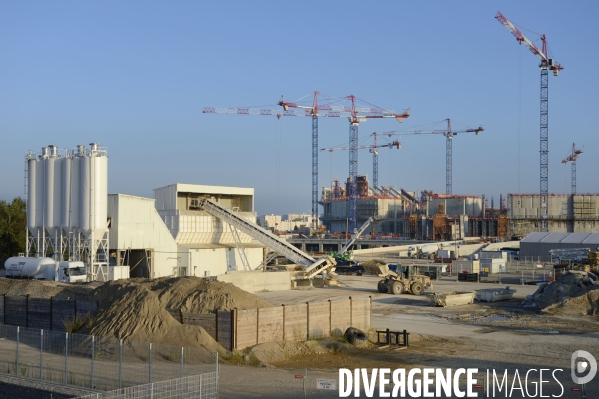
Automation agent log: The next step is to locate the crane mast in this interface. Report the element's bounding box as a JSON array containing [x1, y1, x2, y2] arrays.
[[495, 11, 563, 232], [381, 119, 483, 195], [562, 143, 582, 195], [321, 134, 401, 189]]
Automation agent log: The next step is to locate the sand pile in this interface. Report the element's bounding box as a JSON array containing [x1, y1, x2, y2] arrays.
[[523, 271, 599, 315], [0, 276, 275, 352], [0, 278, 98, 299], [85, 277, 273, 351]]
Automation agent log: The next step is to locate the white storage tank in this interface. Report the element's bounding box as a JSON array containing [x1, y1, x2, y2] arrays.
[[61, 155, 72, 227], [26, 157, 38, 234], [79, 152, 91, 232], [4, 257, 55, 279], [91, 143, 108, 232]]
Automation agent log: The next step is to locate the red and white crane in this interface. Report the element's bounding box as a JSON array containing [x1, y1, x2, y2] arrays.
[[379, 119, 483, 195], [321, 133, 401, 188], [205, 95, 410, 233], [561, 143, 583, 195], [495, 11, 563, 231]]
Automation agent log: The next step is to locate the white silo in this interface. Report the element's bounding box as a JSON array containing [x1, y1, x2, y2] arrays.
[[34, 151, 45, 232], [79, 152, 91, 233], [43, 147, 55, 230], [60, 154, 72, 228], [26, 156, 38, 236], [91, 143, 108, 234]]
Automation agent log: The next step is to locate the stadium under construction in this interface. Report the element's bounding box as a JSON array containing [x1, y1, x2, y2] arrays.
[[320, 176, 599, 241]]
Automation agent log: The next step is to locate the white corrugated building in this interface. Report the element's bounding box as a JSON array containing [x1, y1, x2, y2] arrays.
[[154, 184, 265, 277], [107, 194, 179, 278], [519, 232, 599, 261]]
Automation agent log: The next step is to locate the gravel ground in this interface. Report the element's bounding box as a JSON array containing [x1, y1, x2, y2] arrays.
[[0, 374, 92, 399]]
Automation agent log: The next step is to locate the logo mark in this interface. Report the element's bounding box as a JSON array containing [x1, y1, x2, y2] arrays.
[[571, 350, 597, 385]]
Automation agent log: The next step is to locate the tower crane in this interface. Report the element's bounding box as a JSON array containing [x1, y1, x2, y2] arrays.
[[345, 95, 409, 232], [561, 143, 583, 195], [380, 119, 483, 195], [321, 134, 401, 188], [204, 95, 409, 233], [495, 11, 563, 232]]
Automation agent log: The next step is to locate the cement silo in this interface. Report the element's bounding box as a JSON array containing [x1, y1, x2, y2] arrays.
[[25, 143, 109, 281]]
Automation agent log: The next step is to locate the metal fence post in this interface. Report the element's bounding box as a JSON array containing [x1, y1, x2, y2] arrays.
[[65, 333, 69, 385], [91, 335, 95, 389], [40, 329, 43, 380], [119, 339, 123, 390], [149, 343, 153, 384], [180, 347, 184, 379], [16, 326, 19, 376]]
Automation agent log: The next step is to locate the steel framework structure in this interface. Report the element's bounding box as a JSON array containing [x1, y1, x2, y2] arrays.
[[495, 11, 563, 231], [562, 143, 583, 195], [381, 119, 483, 195], [320, 133, 401, 188]]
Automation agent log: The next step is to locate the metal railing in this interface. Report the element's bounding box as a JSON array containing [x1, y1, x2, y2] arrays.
[[71, 373, 218, 399], [0, 325, 217, 393]]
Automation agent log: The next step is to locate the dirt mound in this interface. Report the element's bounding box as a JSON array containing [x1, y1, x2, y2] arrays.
[[523, 271, 599, 315], [0, 278, 100, 299], [85, 277, 273, 351], [0, 276, 274, 352]]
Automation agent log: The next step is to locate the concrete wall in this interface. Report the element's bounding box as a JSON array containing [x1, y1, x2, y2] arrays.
[[428, 197, 483, 217], [217, 270, 292, 293], [184, 246, 263, 277], [108, 194, 180, 278]]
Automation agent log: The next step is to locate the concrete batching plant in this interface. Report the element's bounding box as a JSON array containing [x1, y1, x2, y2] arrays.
[[25, 143, 109, 280]]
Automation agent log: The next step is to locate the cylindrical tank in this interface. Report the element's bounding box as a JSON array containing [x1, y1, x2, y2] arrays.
[[27, 158, 37, 231], [419, 244, 439, 255], [70, 151, 81, 229], [52, 152, 63, 232], [92, 154, 108, 231], [34, 156, 44, 231], [44, 155, 55, 229], [79, 154, 91, 232], [4, 257, 55, 279], [61, 156, 72, 227]]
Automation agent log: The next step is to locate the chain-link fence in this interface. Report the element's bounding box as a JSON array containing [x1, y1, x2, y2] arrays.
[[71, 373, 218, 399], [0, 324, 217, 392]]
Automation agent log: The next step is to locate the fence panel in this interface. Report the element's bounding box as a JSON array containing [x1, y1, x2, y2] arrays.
[[350, 297, 371, 332], [28, 297, 52, 330], [257, 307, 283, 344], [283, 304, 307, 342], [330, 299, 351, 335], [52, 299, 77, 331], [307, 302, 329, 339], [236, 309, 257, 349], [4, 296, 27, 327], [216, 310, 232, 350], [72, 372, 218, 399], [0, 325, 17, 375]]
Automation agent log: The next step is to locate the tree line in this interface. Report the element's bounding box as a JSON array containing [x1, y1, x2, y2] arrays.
[[0, 197, 26, 266]]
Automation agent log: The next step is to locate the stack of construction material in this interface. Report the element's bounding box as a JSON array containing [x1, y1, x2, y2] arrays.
[[523, 271, 599, 314]]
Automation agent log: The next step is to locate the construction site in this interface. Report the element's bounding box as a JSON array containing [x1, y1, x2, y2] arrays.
[[3, 7, 599, 399]]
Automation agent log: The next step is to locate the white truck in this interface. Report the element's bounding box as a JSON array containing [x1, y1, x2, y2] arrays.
[[4, 257, 88, 282], [408, 244, 440, 260]]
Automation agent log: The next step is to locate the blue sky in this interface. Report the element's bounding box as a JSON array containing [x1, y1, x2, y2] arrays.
[[2, 1, 598, 215]]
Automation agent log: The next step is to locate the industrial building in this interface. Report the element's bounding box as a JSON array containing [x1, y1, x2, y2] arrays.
[[320, 176, 599, 241], [257, 213, 317, 232], [24, 143, 266, 280], [519, 232, 599, 261], [154, 183, 264, 277]]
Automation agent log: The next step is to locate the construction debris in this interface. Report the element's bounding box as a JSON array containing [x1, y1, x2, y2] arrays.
[[523, 271, 599, 315]]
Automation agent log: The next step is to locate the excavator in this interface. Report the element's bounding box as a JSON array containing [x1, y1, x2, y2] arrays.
[[328, 217, 376, 265]]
